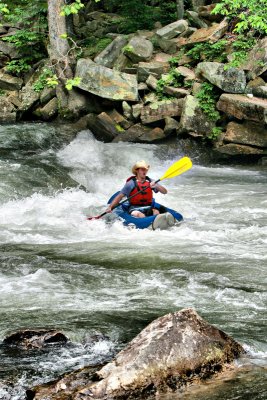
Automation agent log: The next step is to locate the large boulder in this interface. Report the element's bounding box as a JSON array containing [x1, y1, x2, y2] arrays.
[[217, 94, 267, 123], [0, 97, 17, 122], [223, 121, 267, 148], [86, 112, 121, 142], [176, 18, 228, 46], [76, 308, 244, 399], [75, 58, 138, 101], [33, 97, 58, 121], [140, 98, 184, 124], [123, 36, 153, 63], [137, 61, 170, 82], [94, 35, 128, 68], [196, 62, 246, 93], [180, 95, 215, 135], [0, 71, 23, 91], [156, 20, 188, 40], [241, 38, 267, 79]]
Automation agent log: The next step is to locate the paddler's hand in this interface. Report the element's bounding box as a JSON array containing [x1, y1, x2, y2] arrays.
[[106, 205, 112, 213], [150, 181, 157, 189]]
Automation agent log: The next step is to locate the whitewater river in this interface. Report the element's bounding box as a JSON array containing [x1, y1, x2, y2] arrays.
[[0, 123, 266, 399]]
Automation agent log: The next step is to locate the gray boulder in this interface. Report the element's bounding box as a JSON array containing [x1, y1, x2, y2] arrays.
[[94, 35, 128, 68], [75, 58, 138, 101], [180, 95, 215, 136], [217, 94, 267, 123], [196, 62, 246, 93], [0, 71, 23, 91], [223, 121, 267, 148], [156, 19, 188, 39], [33, 97, 58, 121], [123, 36, 153, 63], [4, 329, 68, 349], [137, 61, 170, 82], [141, 98, 184, 124], [0, 97, 16, 122], [76, 308, 244, 399]]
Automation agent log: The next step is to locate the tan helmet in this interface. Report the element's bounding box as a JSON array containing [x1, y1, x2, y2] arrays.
[[131, 160, 150, 175]]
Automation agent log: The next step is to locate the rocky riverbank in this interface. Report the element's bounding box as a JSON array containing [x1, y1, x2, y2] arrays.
[[0, 3, 267, 163]]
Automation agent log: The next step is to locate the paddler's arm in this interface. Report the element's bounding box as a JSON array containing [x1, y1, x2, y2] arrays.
[[150, 181, 167, 194], [106, 192, 125, 213]]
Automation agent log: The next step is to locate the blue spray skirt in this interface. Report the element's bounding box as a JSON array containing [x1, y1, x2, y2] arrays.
[[108, 192, 183, 230]]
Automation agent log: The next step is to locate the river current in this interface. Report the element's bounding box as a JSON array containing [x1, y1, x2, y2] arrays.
[[0, 123, 266, 399]]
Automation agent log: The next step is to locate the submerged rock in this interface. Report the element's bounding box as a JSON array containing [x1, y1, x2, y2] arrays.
[[4, 329, 68, 349], [75, 308, 244, 399]]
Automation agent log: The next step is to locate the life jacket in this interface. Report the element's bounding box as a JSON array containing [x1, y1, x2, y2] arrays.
[[126, 176, 153, 206]]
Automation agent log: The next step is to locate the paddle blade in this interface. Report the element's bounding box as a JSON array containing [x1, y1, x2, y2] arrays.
[[159, 157, 192, 181]]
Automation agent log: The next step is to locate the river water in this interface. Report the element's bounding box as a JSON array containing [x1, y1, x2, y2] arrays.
[[0, 123, 266, 399]]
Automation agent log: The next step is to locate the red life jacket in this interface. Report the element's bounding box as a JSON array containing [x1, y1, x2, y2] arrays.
[[126, 176, 153, 206]]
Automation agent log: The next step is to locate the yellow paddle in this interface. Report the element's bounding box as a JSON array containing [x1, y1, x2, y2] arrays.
[[87, 156, 192, 220]]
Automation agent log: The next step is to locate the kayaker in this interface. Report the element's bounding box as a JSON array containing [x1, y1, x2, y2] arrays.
[[106, 161, 167, 218]]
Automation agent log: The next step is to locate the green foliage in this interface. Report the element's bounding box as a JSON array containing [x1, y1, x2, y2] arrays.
[[156, 69, 184, 100], [65, 77, 81, 90], [0, 89, 6, 96], [60, 0, 84, 16], [168, 51, 185, 67], [1, 1, 47, 74], [208, 126, 223, 140], [6, 59, 32, 75], [212, 0, 267, 35], [196, 82, 220, 122], [81, 37, 113, 57], [186, 40, 228, 63], [0, 2, 9, 14], [226, 36, 256, 68], [33, 68, 58, 92]]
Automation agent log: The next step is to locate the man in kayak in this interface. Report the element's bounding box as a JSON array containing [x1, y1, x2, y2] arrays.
[[106, 161, 167, 218]]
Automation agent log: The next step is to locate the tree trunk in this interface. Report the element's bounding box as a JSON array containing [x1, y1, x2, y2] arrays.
[[47, 0, 74, 111], [176, 0, 184, 19]]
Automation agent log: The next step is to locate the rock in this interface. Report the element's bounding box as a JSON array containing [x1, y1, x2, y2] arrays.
[[0, 71, 23, 91], [26, 365, 101, 400], [157, 36, 177, 54], [177, 18, 228, 46], [40, 86, 56, 105], [112, 123, 150, 142], [33, 97, 58, 121], [122, 101, 132, 119], [112, 53, 132, 71], [198, 4, 222, 22], [196, 62, 246, 94], [163, 86, 190, 98], [191, 0, 206, 10], [0, 41, 20, 58], [164, 116, 180, 136], [106, 108, 132, 129], [141, 98, 184, 124], [123, 36, 153, 63], [137, 61, 170, 82], [87, 112, 121, 142], [176, 66, 196, 81], [241, 38, 267, 79], [252, 86, 267, 99], [146, 74, 158, 90], [138, 126, 165, 142], [153, 52, 172, 63], [3, 329, 68, 349], [245, 77, 266, 93], [0, 97, 16, 122], [132, 103, 143, 120], [156, 20, 188, 40], [143, 92, 158, 105], [7, 91, 21, 108], [76, 308, 244, 399], [223, 121, 267, 148], [215, 143, 265, 156], [186, 10, 208, 29], [217, 94, 267, 123], [94, 35, 128, 68], [75, 58, 138, 101], [180, 95, 215, 135]]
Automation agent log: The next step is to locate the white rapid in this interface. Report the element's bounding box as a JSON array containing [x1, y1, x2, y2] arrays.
[[0, 126, 266, 399]]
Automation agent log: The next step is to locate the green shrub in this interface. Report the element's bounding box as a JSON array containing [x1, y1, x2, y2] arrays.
[[196, 82, 221, 122], [212, 0, 267, 35]]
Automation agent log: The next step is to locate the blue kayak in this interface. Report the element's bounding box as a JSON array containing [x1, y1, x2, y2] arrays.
[[108, 192, 183, 230]]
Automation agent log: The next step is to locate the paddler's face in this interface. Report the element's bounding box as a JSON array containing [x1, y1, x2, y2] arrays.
[[136, 168, 148, 180]]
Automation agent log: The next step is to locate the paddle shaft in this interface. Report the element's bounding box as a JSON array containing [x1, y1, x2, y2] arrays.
[[87, 179, 161, 220]]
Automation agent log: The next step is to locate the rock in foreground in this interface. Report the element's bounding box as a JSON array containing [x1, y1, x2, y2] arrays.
[[76, 308, 244, 399]]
